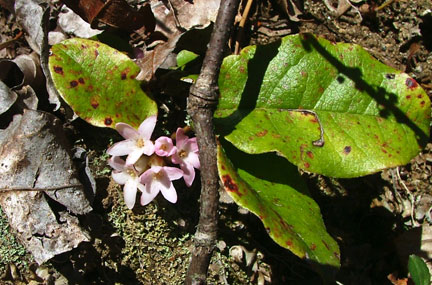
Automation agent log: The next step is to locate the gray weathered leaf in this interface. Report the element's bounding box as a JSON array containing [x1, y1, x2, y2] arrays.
[[0, 110, 92, 264], [0, 81, 18, 115]]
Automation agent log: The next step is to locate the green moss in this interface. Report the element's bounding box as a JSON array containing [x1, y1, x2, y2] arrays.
[[106, 185, 252, 284], [0, 206, 31, 276], [107, 188, 191, 284]]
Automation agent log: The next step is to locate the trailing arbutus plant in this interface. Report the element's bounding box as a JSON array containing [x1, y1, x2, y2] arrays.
[[48, 7, 430, 284]]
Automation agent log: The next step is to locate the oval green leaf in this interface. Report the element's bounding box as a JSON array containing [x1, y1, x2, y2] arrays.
[[48, 38, 157, 128], [176, 50, 199, 70], [217, 140, 340, 272], [409, 254, 431, 285], [215, 34, 430, 178]]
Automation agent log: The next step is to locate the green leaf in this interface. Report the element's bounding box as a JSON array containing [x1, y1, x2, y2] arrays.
[[48, 38, 157, 128], [176, 50, 199, 70], [409, 254, 431, 285], [217, 140, 340, 273], [215, 34, 430, 178]]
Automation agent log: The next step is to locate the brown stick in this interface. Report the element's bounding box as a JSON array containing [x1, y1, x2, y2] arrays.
[[185, 0, 240, 284]]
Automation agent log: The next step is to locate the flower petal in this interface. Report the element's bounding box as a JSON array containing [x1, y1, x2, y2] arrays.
[[107, 140, 135, 156], [123, 178, 138, 209], [125, 148, 144, 166], [163, 167, 184, 180], [184, 152, 200, 169], [155, 137, 175, 157], [138, 115, 157, 140], [142, 141, 155, 156], [188, 137, 199, 153], [171, 152, 182, 165], [181, 163, 195, 187], [112, 171, 130, 185], [160, 183, 177, 203], [140, 183, 159, 206], [108, 156, 126, 171], [175, 128, 188, 149], [116, 123, 139, 140], [139, 168, 154, 185]]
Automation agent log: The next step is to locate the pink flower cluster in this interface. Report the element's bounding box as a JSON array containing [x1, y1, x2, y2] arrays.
[[106, 115, 200, 209]]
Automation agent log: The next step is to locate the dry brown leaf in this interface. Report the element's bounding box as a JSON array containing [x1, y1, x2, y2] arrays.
[[136, 0, 220, 81], [387, 273, 409, 285], [0, 110, 92, 264], [60, 0, 155, 33], [273, 0, 304, 22], [168, 0, 220, 30]]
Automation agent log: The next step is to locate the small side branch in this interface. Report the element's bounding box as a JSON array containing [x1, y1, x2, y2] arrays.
[[185, 0, 240, 284]]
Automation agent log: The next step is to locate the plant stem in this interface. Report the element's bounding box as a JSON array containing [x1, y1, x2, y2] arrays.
[[185, 0, 240, 284]]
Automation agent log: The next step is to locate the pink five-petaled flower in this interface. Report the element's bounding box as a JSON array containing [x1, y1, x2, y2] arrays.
[[107, 115, 157, 166], [171, 128, 200, 187], [108, 156, 148, 209], [139, 156, 183, 206], [154, 136, 176, 157]]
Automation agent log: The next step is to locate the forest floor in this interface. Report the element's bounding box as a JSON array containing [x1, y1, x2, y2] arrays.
[[0, 0, 431, 284]]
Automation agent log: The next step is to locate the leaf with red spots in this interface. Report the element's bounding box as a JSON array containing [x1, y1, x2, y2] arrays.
[[48, 38, 157, 128], [217, 140, 340, 276], [216, 34, 430, 178]]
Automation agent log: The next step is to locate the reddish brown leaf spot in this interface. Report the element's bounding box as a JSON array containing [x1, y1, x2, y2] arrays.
[[310, 244, 317, 250], [104, 117, 113, 126], [417, 94, 423, 99], [301, 71, 307, 77], [222, 174, 239, 194], [256, 130, 268, 137], [94, 50, 99, 58], [53, 66, 64, 75], [78, 77, 85, 84], [285, 240, 293, 246], [304, 162, 310, 168], [306, 151, 314, 159], [121, 67, 131, 80], [130, 74, 136, 80], [406, 95, 412, 99], [420, 101, 425, 107], [343, 146, 351, 154], [265, 227, 271, 234], [91, 98, 99, 109], [405, 78, 418, 89], [70, 80, 78, 88], [381, 148, 388, 154], [221, 165, 226, 170], [272, 133, 281, 139]]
